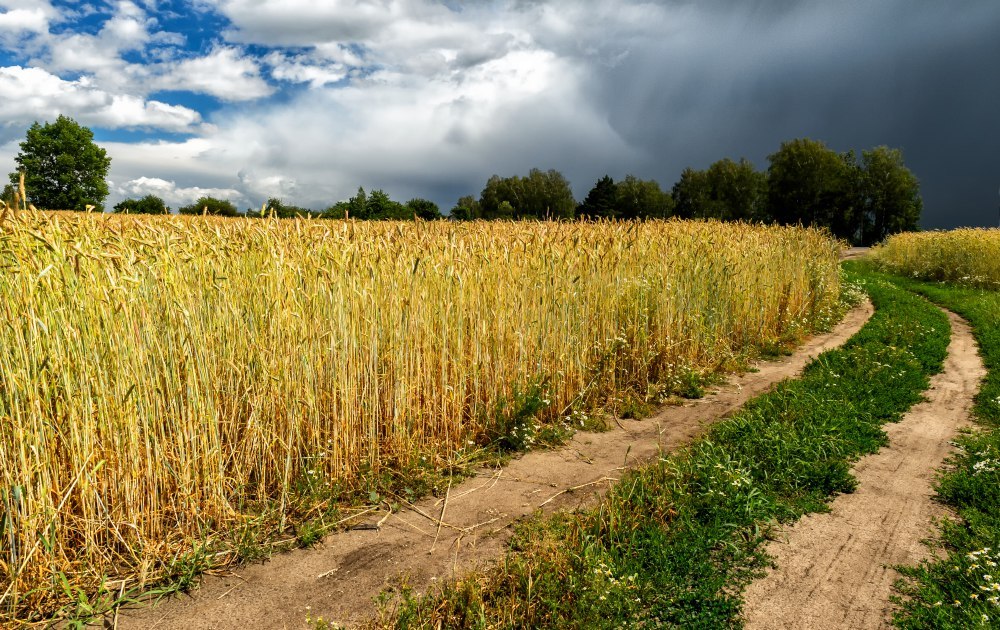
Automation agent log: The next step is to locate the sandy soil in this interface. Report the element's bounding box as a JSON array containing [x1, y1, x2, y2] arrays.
[[113, 302, 873, 630], [742, 311, 986, 629], [841, 247, 871, 260]]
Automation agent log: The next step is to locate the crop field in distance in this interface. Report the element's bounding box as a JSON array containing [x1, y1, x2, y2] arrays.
[[0, 210, 841, 620], [870, 227, 1000, 289]]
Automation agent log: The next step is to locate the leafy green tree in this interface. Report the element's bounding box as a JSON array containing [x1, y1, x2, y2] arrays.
[[478, 169, 575, 219], [178, 196, 239, 217], [1, 183, 16, 208], [577, 175, 617, 219], [479, 174, 520, 219], [614, 174, 673, 219], [365, 189, 408, 219], [705, 158, 768, 221], [320, 201, 350, 219], [671, 168, 713, 219], [9, 115, 111, 211], [520, 168, 576, 219], [856, 146, 922, 245], [406, 198, 442, 220], [766, 138, 854, 238], [450, 195, 481, 220], [113, 194, 169, 214], [347, 187, 368, 219]]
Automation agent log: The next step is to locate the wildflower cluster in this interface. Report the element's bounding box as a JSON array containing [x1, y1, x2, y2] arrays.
[[967, 548, 1000, 607], [563, 408, 592, 429], [588, 561, 641, 605], [970, 446, 1000, 477]]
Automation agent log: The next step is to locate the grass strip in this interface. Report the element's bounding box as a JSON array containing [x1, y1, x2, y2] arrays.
[[865, 267, 1000, 629], [364, 268, 949, 629]]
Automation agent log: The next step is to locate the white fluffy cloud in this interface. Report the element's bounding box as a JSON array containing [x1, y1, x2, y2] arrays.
[[154, 46, 271, 101], [0, 7, 49, 34], [116, 176, 242, 207], [0, 0, 57, 31], [0, 66, 201, 131], [265, 52, 347, 88]]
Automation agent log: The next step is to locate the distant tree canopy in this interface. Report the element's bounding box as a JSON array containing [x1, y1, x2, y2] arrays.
[[444, 139, 919, 242], [673, 160, 768, 222], [614, 175, 674, 220], [318, 188, 435, 221], [576, 175, 616, 219], [114, 194, 169, 214], [476, 168, 576, 220], [246, 197, 319, 218], [855, 146, 922, 245], [450, 195, 482, 220], [766, 139, 920, 244], [1, 183, 16, 208], [178, 196, 239, 217], [9, 115, 111, 211], [406, 198, 442, 220], [766, 138, 854, 235]]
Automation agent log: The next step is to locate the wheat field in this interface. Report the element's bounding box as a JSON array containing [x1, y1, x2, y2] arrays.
[[871, 228, 1000, 288], [0, 209, 841, 620]]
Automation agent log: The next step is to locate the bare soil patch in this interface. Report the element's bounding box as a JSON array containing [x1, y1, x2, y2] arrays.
[[115, 302, 872, 629], [842, 247, 871, 260], [742, 310, 986, 629]]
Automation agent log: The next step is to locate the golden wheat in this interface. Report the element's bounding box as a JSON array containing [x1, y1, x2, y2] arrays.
[[0, 210, 841, 619], [871, 228, 1000, 288]]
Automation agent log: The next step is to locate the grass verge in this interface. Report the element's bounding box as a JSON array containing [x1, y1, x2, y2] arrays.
[[365, 268, 949, 628], [864, 267, 1000, 629]]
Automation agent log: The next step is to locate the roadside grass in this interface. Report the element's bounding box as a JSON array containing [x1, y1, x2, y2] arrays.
[[368, 268, 950, 628], [863, 267, 1000, 629]]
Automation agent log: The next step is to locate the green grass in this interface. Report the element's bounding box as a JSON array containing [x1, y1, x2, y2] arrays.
[[862, 266, 1000, 629], [371, 267, 950, 628]]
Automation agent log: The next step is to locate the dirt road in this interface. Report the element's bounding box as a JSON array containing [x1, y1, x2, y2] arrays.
[[115, 303, 873, 629], [742, 311, 985, 629]]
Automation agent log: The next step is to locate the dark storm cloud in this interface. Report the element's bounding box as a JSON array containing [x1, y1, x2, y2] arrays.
[[573, 0, 1000, 229]]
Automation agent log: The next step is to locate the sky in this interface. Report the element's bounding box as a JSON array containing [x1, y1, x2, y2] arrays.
[[0, 0, 997, 228]]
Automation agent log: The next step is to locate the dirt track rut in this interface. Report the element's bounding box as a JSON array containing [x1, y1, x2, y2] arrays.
[[742, 310, 986, 629]]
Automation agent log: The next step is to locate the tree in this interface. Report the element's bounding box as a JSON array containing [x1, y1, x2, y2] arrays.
[[478, 169, 576, 219], [766, 138, 854, 239], [345, 187, 368, 219], [577, 175, 617, 219], [178, 196, 239, 217], [9, 115, 111, 211], [856, 146, 922, 245], [704, 158, 768, 221], [614, 174, 673, 219], [406, 198, 442, 220], [671, 168, 713, 219], [479, 174, 521, 219], [320, 201, 350, 219], [113, 194, 169, 214], [365, 189, 408, 219], [1, 183, 16, 208], [520, 168, 576, 219], [450, 195, 481, 220]]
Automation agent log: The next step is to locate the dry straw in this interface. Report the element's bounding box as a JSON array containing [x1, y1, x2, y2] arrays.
[[0, 210, 840, 619]]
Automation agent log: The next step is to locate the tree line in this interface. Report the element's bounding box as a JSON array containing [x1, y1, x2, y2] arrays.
[[6, 116, 921, 245]]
